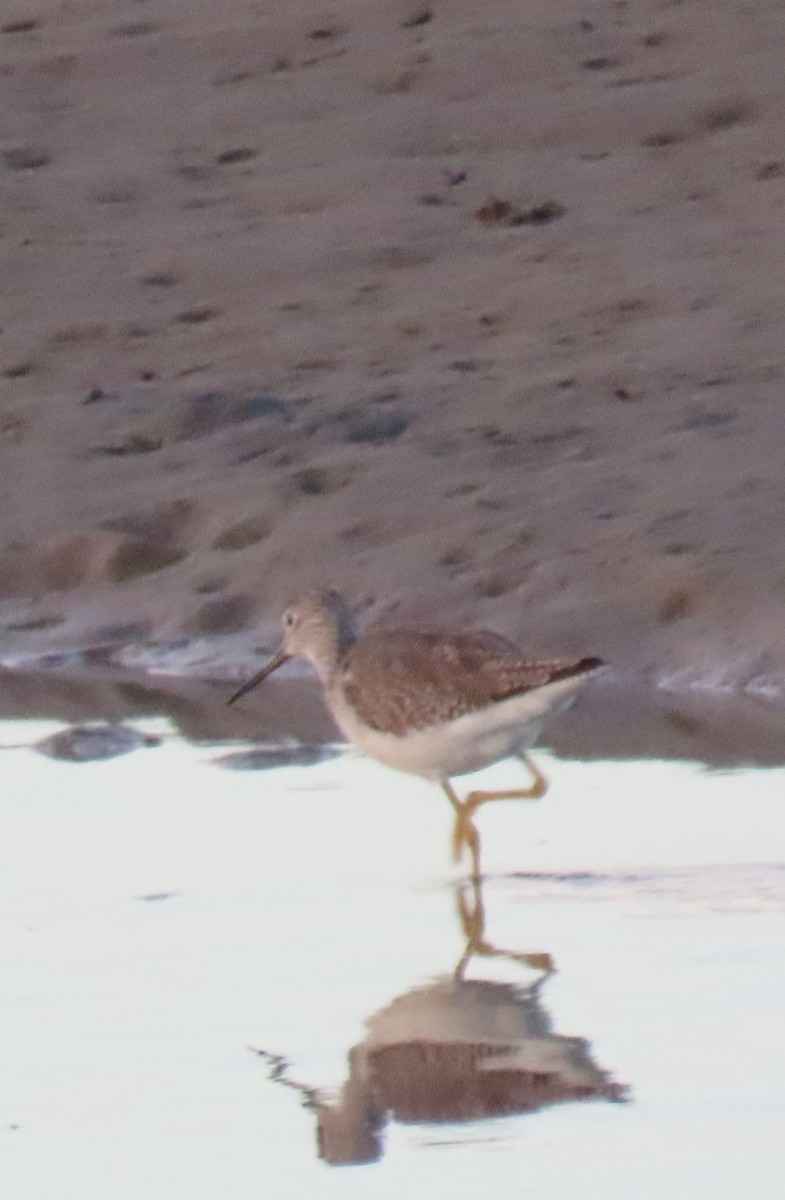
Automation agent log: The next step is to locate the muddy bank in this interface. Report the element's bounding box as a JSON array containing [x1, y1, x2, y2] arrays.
[[4, 2, 785, 694], [3, 661, 785, 769]]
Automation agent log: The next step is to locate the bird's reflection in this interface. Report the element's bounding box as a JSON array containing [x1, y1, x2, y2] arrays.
[[452, 849, 555, 979], [255, 820, 628, 1166]]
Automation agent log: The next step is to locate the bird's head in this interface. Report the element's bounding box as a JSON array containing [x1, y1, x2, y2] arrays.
[[227, 589, 356, 705]]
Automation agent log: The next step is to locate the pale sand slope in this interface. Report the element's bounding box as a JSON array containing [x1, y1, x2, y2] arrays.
[[2, 0, 785, 696]]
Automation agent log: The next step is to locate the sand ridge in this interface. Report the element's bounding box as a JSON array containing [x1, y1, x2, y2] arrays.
[[3, 1, 785, 696]]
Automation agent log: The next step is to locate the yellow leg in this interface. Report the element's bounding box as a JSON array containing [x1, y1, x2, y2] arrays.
[[442, 780, 482, 867], [464, 754, 548, 815], [442, 755, 548, 864]]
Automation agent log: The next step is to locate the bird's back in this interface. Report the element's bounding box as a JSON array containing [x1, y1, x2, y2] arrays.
[[336, 627, 601, 738]]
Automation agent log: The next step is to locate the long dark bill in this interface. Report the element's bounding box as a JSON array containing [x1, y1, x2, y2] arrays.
[[227, 649, 292, 707]]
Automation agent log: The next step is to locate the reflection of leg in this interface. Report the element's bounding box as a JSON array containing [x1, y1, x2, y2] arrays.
[[454, 889, 555, 976], [453, 872, 485, 979], [454, 872, 555, 977], [456, 872, 486, 944]]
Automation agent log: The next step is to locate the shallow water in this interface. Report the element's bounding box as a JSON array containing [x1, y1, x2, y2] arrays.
[[3, 694, 785, 1198]]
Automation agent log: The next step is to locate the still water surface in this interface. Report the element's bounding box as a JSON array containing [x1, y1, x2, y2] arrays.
[[3, 697, 785, 1198]]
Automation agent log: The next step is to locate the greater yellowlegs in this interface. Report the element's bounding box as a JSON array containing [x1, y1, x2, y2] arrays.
[[228, 590, 602, 859]]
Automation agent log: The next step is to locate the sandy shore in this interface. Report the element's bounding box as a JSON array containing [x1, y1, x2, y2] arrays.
[[3, 1, 785, 699]]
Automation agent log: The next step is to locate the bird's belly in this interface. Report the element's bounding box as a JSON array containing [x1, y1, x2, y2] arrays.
[[330, 676, 583, 781]]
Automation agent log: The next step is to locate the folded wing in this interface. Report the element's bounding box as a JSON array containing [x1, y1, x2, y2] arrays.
[[341, 628, 601, 736]]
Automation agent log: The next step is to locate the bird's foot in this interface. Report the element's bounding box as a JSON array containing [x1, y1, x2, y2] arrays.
[[451, 807, 481, 869]]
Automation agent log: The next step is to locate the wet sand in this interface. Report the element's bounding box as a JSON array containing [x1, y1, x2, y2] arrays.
[[4, 2, 785, 697], [4, 662, 785, 768]]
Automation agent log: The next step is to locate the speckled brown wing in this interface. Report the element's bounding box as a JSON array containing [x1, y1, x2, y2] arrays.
[[340, 628, 602, 737]]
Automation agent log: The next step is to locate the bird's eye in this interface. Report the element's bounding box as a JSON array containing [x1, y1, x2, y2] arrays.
[[284, 611, 295, 628]]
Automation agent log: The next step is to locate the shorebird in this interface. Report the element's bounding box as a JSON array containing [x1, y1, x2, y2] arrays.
[[228, 590, 602, 861]]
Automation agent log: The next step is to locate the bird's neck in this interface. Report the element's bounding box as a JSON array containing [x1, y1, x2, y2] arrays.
[[309, 617, 357, 688]]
